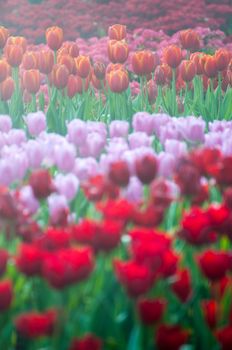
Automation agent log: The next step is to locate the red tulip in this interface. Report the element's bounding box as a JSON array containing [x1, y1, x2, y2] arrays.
[[38, 50, 54, 74], [138, 298, 166, 325], [51, 64, 69, 89], [75, 55, 91, 79], [156, 324, 189, 350], [179, 60, 196, 82], [199, 250, 229, 281], [0, 280, 13, 312], [22, 51, 38, 70], [5, 45, 23, 67], [69, 334, 102, 350], [135, 154, 158, 184], [172, 269, 192, 302], [29, 169, 54, 199], [108, 160, 130, 187], [15, 310, 57, 338]]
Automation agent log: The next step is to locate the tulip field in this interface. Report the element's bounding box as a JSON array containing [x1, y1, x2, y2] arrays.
[[0, 0, 232, 349]]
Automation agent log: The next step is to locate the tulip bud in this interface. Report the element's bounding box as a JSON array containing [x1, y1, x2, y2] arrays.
[[154, 64, 172, 85], [67, 42, 79, 58], [203, 56, 218, 78], [108, 24, 127, 40], [22, 51, 38, 70], [57, 54, 75, 74], [132, 50, 157, 76], [75, 55, 91, 79], [38, 50, 54, 74], [51, 64, 69, 89], [93, 61, 106, 80], [67, 74, 89, 97], [107, 69, 129, 93], [5, 45, 23, 67], [215, 49, 230, 71], [0, 26, 9, 49], [108, 40, 129, 64], [179, 29, 200, 51], [91, 73, 103, 90], [46, 26, 63, 51], [137, 298, 166, 325], [163, 45, 182, 69], [0, 77, 14, 101], [0, 60, 9, 83], [180, 60, 196, 82], [135, 154, 158, 184], [6, 36, 27, 52], [23, 69, 40, 94], [145, 80, 157, 104]]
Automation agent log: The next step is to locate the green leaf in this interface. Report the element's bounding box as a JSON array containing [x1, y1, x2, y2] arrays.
[[127, 325, 142, 350]]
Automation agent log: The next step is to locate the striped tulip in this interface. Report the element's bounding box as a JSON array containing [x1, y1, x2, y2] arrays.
[[107, 69, 129, 93], [132, 50, 157, 76], [46, 26, 63, 51], [108, 24, 127, 41], [23, 69, 40, 94], [108, 40, 129, 64]]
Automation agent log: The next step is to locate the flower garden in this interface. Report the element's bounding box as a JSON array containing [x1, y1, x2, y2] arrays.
[[0, 0, 232, 349]]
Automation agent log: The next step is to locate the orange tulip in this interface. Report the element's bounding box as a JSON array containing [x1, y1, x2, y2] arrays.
[[6, 36, 27, 52], [214, 49, 230, 71], [203, 56, 218, 78], [23, 69, 40, 94], [22, 51, 38, 70], [60, 42, 79, 58], [108, 24, 127, 41], [132, 50, 157, 76], [179, 29, 200, 51], [75, 55, 91, 79], [0, 60, 9, 83], [57, 54, 75, 74], [5, 45, 23, 67], [108, 40, 129, 64], [67, 74, 89, 97], [180, 60, 197, 82], [163, 45, 182, 69], [0, 77, 14, 101], [190, 52, 204, 75], [38, 50, 54, 75], [93, 61, 106, 80], [51, 64, 69, 89], [107, 69, 129, 93], [46, 26, 63, 51], [0, 26, 9, 49]]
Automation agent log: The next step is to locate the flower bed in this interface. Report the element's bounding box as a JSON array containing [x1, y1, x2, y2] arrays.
[[0, 22, 232, 349]]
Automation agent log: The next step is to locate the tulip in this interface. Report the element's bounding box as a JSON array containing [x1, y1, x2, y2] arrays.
[[6, 36, 27, 52], [23, 69, 40, 94], [108, 160, 130, 187], [179, 29, 200, 51], [163, 45, 182, 68], [22, 51, 38, 70], [108, 40, 129, 64], [215, 49, 230, 71], [67, 74, 78, 98], [5, 45, 23, 67], [203, 55, 218, 78], [198, 250, 229, 281], [0, 280, 13, 312], [190, 52, 204, 75], [156, 325, 189, 350], [0, 59, 9, 83], [51, 64, 69, 89], [106, 63, 125, 74], [75, 55, 91, 79], [135, 154, 158, 184], [202, 300, 218, 329], [106, 69, 129, 93], [26, 111, 46, 136], [60, 42, 79, 58], [0, 26, 9, 49], [38, 50, 54, 74], [0, 77, 14, 101], [137, 298, 166, 325], [145, 79, 157, 104], [57, 54, 75, 74], [93, 61, 106, 80], [46, 26, 63, 51], [29, 169, 54, 199], [108, 24, 127, 40], [132, 50, 157, 76], [180, 60, 196, 82], [69, 334, 102, 350]]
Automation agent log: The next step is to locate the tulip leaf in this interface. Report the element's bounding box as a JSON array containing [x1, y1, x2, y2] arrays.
[[127, 325, 142, 350]]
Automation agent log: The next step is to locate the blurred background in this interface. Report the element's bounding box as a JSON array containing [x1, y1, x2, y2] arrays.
[[0, 0, 232, 43]]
